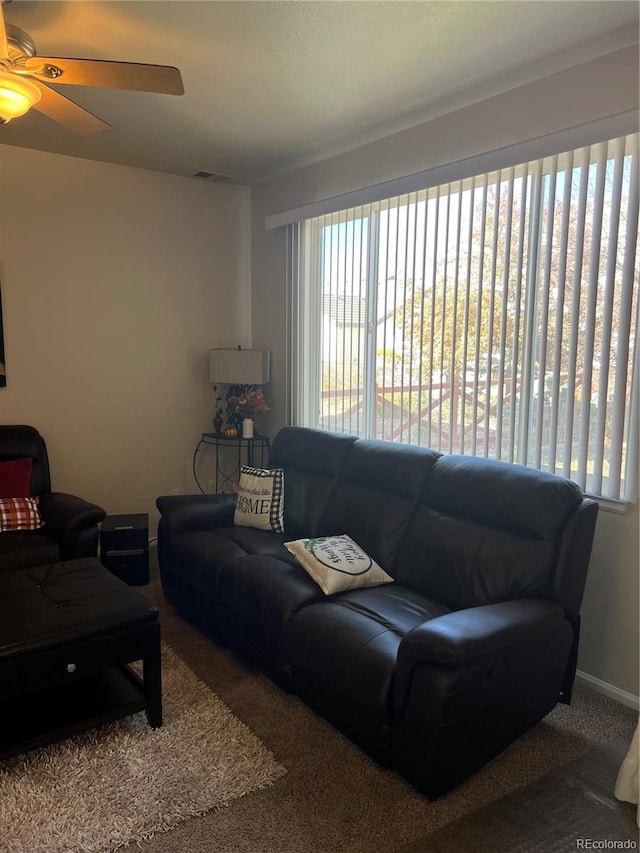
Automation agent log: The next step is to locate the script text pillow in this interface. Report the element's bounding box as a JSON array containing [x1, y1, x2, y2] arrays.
[[0, 457, 33, 498], [284, 534, 393, 595], [234, 466, 285, 533], [0, 497, 44, 531]]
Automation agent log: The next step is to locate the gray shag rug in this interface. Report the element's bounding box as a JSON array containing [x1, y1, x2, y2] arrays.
[[0, 644, 286, 853]]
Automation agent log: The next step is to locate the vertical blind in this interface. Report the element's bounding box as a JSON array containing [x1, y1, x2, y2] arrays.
[[291, 133, 639, 502]]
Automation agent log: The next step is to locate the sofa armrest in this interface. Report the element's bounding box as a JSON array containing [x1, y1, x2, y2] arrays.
[[394, 598, 568, 717], [392, 598, 573, 798], [156, 493, 236, 536], [38, 492, 106, 537], [38, 492, 106, 560]]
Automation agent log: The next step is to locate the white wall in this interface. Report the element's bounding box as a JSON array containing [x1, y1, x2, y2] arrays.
[[0, 146, 251, 529], [251, 45, 640, 700], [579, 500, 639, 704]]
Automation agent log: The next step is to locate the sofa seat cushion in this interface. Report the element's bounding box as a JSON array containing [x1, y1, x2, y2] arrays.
[[166, 527, 290, 598], [0, 531, 60, 572], [283, 586, 450, 729], [212, 526, 290, 558], [218, 554, 326, 646]]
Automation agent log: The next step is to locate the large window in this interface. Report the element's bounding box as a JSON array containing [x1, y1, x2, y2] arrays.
[[291, 133, 639, 503]]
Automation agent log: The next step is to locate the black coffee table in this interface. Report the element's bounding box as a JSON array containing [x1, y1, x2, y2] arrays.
[[0, 557, 162, 760]]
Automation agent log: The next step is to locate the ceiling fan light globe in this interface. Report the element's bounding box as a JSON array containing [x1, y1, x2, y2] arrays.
[[0, 71, 41, 122]]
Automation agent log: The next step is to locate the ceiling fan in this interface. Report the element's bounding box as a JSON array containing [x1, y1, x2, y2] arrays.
[[0, 2, 183, 134]]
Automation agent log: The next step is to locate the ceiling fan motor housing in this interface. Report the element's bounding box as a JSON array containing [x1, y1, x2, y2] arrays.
[[5, 23, 36, 61]]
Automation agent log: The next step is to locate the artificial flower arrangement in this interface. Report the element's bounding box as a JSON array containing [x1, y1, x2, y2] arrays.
[[226, 384, 270, 428]]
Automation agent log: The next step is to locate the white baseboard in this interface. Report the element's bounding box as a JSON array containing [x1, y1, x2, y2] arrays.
[[576, 669, 639, 711]]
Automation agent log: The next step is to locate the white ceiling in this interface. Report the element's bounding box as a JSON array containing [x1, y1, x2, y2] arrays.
[[0, 0, 638, 185]]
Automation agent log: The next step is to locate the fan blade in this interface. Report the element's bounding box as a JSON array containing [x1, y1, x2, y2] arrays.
[[0, 4, 8, 61], [23, 57, 184, 95], [33, 82, 110, 135]]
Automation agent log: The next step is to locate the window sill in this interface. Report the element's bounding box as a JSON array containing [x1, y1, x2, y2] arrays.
[[587, 494, 634, 514]]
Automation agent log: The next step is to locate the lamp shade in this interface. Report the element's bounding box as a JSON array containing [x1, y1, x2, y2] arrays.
[[209, 349, 270, 385], [0, 71, 41, 123]]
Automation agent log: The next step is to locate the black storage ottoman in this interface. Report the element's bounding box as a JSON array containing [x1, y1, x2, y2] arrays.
[[0, 557, 162, 760]]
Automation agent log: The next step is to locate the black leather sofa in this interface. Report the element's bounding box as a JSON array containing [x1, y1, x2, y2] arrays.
[[0, 425, 106, 572], [157, 426, 598, 798]]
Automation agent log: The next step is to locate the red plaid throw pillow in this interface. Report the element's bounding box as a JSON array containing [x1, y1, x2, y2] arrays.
[[0, 497, 44, 531]]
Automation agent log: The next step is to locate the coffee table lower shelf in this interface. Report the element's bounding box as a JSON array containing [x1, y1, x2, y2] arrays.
[[0, 665, 150, 761]]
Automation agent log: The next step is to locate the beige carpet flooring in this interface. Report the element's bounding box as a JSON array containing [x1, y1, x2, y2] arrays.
[[0, 645, 285, 853], [397, 734, 639, 852], [120, 546, 637, 853]]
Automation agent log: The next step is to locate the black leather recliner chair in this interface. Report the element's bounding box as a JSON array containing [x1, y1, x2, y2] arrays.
[[0, 425, 106, 572]]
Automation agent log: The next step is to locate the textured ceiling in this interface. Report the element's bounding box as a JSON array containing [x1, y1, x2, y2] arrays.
[[0, 0, 638, 184]]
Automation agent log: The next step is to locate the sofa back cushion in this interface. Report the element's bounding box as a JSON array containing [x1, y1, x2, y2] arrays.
[[269, 427, 356, 538], [318, 439, 440, 572], [394, 455, 583, 610]]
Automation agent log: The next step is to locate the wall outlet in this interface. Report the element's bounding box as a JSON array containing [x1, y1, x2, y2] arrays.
[[171, 488, 182, 495]]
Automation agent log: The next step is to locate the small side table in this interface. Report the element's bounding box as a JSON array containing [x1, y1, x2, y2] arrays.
[[100, 513, 149, 586], [192, 433, 271, 493]]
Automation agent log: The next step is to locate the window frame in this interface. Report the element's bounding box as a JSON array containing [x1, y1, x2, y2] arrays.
[[286, 125, 639, 509]]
